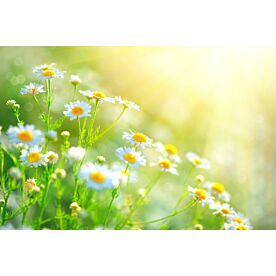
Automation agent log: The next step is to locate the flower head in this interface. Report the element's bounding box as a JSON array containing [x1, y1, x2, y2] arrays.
[[80, 163, 118, 190], [20, 83, 45, 95], [70, 202, 81, 217], [66, 147, 86, 162], [8, 167, 22, 180], [55, 168, 67, 178], [69, 75, 81, 86], [227, 212, 251, 228], [205, 181, 230, 202], [153, 158, 178, 175], [115, 96, 140, 111], [7, 124, 44, 147], [61, 130, 70, 137], [123, 130, 152, 148], [79, 90, 115, 103], [211, 202, 236, 218], [63, 100, 91, 120], [24, 178, 40, 193], [20, 145, 46, 167], [33, 63, 65, 80], [45, 151, 59, 164], [155, 142, 181, 163], [46, 130, 58, 141], [224, 222, 251, 230], [188, 186, 214, 206], [116, 147, 146, 168], [186, 152, 210, 169]]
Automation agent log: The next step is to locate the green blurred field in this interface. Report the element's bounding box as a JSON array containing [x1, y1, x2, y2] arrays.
[[0, 46, 275, 229]]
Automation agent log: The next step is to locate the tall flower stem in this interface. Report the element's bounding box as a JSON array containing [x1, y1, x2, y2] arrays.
[[115, 172, 163, 229], [32, 95, 43, 114], [93, 106, 126, 143], [131, 200, 196, 226], [72, 85, 78, 101]]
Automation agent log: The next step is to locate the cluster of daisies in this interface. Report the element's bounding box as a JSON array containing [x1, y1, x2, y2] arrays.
[[186, 153, 252, 230], [0, 63, 252, 230]]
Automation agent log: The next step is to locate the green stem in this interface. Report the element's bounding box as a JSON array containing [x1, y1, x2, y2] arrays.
[[86, 100, 100, 145], [131, 200, 196, 226], [72, 85, 78, 101], [32, 95, 43, 113], [93, 106, 126, 143], [116, 172, 162, 229]]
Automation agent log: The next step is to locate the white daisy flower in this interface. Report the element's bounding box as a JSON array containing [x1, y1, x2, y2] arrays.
[[151, 158, 178, 175], [188, 186, 214, 207], [204, 182, 230, 202], [227, 212, 251, 227], [111, 162, 137, 186], [45, 151, 59, 164], [24, 178, 40, 193], [224, 222, 251, 230], [186, 152, 210, 169], [69, 75, 82, 85], [66, 147, 86, 162], [7, 124, 44, 146], [116, 147, 146, 168], [211, 202, 236, 218], [20, 83, 45, 95], [115, 96, 140, 111], [155, 142, 181, 163], [123, 130, 152, 148], [33, 63, 65, 80], [63, 101, 91, 120], [79, 90, 115, 103], [80, 162, 118, 190], [20, 145, 46, 167]]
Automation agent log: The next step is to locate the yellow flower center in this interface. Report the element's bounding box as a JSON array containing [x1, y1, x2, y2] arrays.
[[18, 130, 33, 142], [211, 182, 225, 194], [158, 159, 172, 169], [124, 153, 137, 164], [27, 152, 41, 163], [234, 217, 244, 224], [132, 133, 147, 143], [31, 88, 37, 94], [47, 154, 56, 161], [193, 158, 203, 165], [195, 188, 207, 200], [93, 91, 106, 99], [71, 106, 84, 116], [236, 225, 249, 230], [24, 180, 36, 192], [165, 144, 177, 155], [90, 171, 106, 183], [221, 208, 231, 215], [42, 69, 56, 77]]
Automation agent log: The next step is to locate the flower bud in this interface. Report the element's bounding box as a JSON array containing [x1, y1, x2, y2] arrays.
[[194, 224, 203, 230], [96, 155, 106, 164], [61, 131, 70, 137], [69, 75, 81, 86], [8, 167, 22, 180]]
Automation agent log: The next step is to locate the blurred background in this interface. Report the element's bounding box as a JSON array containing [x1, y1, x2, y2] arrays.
[[0, 46, 275, 229]]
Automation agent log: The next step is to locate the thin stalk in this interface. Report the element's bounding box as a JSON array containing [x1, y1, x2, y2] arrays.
[[72, 85, 78, 101], [86, 99, 99, 145], [93, 106, 126, 143], [32, 95, 43, 113], [131, 200, 196, 226], [116, 172, 163, 229]]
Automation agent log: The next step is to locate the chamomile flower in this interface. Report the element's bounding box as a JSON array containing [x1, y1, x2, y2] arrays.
[[115, 96, 140, 111], [205, 182, 230, 202], [228, 212, 251, 227], [186, 152, 210, 169], [116, 147, 146, 168], [20, 83, 45, 95], [7, 124, 44, 146], [111, 162, 137, 186], [45, 151, 59, 164], [80, 163, 118, 190], [33, 63, 65, 80], [153, 158, 178, 175], [224, 222, 251, 230], [211, 203, 236, 218], [24, 178, 40, 193], [123, 130, 152, 148], [63, 101, 91, 120], [69, 75, 81, 86], [79, 90, 115, 103], [66, 147, 86, 162], [155, 142, 181, 163], [188, 186, 214, 207], [20, 146, 46, 167]]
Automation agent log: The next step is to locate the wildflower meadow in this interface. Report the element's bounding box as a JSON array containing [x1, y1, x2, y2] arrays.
[[0, 59, 252, 230]]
